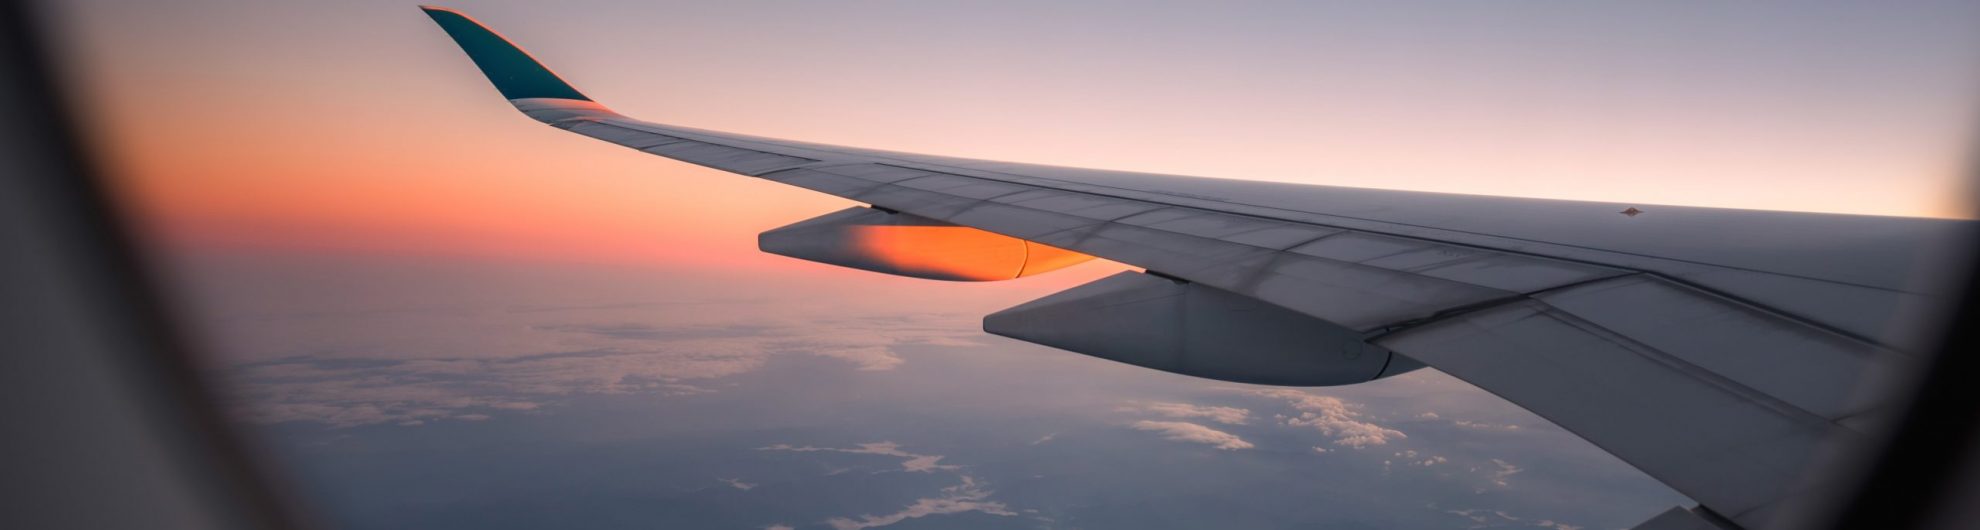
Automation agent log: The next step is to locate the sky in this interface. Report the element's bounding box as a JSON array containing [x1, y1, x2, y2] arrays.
[[46, 0, 1980, 269], [36, 1, 1980, 529]]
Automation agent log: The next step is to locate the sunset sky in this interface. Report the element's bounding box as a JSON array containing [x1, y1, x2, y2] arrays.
[[45, 0, 1980, 272]]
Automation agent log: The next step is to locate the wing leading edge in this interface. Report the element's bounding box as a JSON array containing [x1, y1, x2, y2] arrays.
[[422, 7, 1972, 529]]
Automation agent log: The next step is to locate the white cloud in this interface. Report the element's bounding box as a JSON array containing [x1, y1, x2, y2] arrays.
[[1120, 401, 1251, 425], [763, 441, 1021, 529], [1029, 433, 1056, 445], [900, 455, 953, 473], [764, 525, 794, 530], [1246, 389, 1405, 448], [806, 345, 903, 371], [1535, 520, 1583, 530], [1489, 459, 1523, 486], [1393, 450, 1446, 467], [1129, 421, 1255, 450], [825, 476, 1016, 530], [720, 478, 756, 491], [758, 442, 959, 473], [1453, 420, 1522, 431], [1445, 508, 1491, 524], [1442, 507, 1581, 530], [1473, 458, 1524, 491]]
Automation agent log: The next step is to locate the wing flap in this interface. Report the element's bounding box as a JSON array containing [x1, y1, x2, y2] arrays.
[[1375, 271, 1889, 528], [1380, 298, 1835, 526], [1537, 276, 1892, 420]]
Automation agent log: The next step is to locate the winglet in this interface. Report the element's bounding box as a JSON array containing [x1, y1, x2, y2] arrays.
[[421, 6, 591, 102]]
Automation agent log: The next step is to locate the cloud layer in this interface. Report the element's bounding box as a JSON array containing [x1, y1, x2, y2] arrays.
[[825, 475, 1016, 530], [759, 442, 959, 473], [759, 441, 1021, 529], [217, 311, 984, 427], [1129, 420, 1255, 450], [1247, 388, 1406, 448], [1120, 401, 1251, 425]]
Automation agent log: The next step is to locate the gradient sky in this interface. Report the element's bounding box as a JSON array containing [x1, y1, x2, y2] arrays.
[[45, 0, 1980, 270]]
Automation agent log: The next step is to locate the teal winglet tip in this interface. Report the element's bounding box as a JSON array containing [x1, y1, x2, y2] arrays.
[[422, 6, 591, 102]]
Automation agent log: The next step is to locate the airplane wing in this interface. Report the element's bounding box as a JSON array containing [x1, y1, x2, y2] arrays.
[[422, 7, 1973, 529]]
